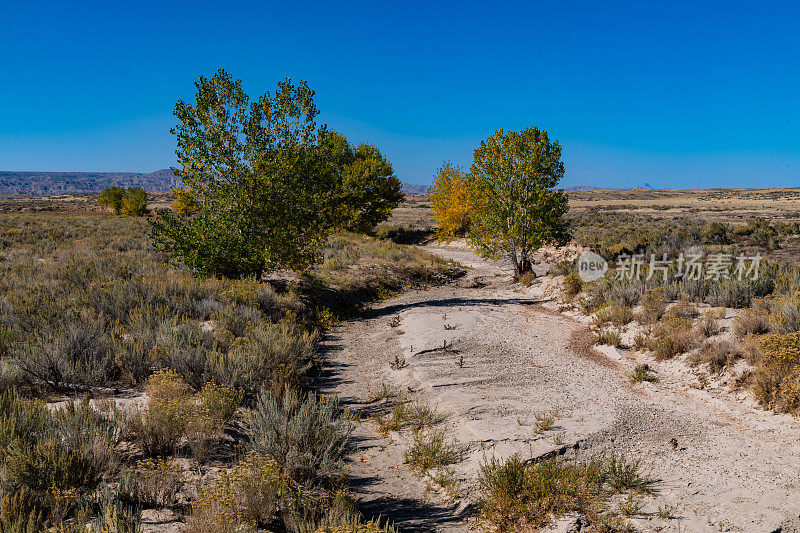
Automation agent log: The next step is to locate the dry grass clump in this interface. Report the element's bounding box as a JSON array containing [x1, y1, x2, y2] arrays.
[[477, 453, 653, 531], [689, 340, 742, 374], [119, 458, 184, 508], [373, 397, 446, 436], [594, 303, 634, 327], [665, 301, 699, 320], [696, 310, 723, 337], [751, 332, 800, 413], [403, 430, 460, 472], [562, 272, 583, 300], [644, 318, 700, 359], [733, 308, 771, 339], [769, 294, 800, 334], [636, 289, 668, 324], [127, 370, 241, 459], [596, 329, 622, 347]]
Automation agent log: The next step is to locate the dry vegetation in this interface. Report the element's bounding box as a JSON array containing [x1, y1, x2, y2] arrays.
[[0, 210, 460, 531]]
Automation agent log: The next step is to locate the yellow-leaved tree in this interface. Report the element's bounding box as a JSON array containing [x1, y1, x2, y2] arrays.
[[430, 162, 472, 241]]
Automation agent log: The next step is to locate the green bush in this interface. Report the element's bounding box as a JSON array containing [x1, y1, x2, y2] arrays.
[[249, 387, 353, 488]]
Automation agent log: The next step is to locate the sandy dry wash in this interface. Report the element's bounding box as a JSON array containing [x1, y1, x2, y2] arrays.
[[322, 243, 800, 533]]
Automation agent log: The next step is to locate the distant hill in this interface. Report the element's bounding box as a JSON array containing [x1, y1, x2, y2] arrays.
[[401, 183, 431, 193], [0, 169, 180, 195]]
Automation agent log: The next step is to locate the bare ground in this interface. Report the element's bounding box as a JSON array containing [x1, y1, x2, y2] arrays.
[[320, 243, 800, 533]]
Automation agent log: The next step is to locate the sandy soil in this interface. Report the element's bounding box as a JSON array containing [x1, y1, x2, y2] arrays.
[[320, 243, 800, 533]]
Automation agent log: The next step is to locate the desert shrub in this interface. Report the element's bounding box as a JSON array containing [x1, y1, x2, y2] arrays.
[[689, 340, 742, 373], [403, 430, 459, 472], [752, 332, 800, 413], [0, 392, 120, 524], [594, 303, 634, 327], [562, 272, 583, 299], [249, 387, 353, 488], [477, 453, 647, 531], [742, 334, 762, 364], [13, 319, 117, 392], [636, 289, 667, 324], [666, 301, 698, 320], [770, 295, 800, 334], [118, 458, 183, 508], [696, 310, 722, 337], [127, 370, 193, 456], [207, 319, 316, 399], [595, 329, 622, 347], [733, 308, 771, 339], [90, 499, 140, 532], [184, 452, 285, 532], [631, 364, 659, 383], [646, 318, 699, 359]]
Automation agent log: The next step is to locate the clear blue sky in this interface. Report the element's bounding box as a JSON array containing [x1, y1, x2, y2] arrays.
[[2, 1, 799, 188]]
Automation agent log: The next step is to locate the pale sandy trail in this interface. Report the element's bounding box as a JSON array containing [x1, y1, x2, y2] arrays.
[[321, 243, 800, 533]]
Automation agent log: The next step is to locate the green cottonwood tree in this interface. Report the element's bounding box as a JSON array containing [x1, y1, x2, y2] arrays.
[[121, 187, 148, 216], [150, 70, 337, 278], [98, 186, 125, 214], [320, 130, 404, 234], [467, 127, 570, 276]]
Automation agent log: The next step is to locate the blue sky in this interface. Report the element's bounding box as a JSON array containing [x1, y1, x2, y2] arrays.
[[1, 1, 799, 188]]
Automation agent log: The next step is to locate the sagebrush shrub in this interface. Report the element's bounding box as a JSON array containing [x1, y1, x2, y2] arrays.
[[249, 387, 353, 487], [734, 308, 771, 339]]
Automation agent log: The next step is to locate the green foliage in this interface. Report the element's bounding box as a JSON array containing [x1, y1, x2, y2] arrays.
[[150, 71, 401, 278], [97, 187, 125, 215], [467, 127, 570, 275], [248, 387, 353, 488], [403, 430, 459, 472], [120, 188, 148, 217], [477, 453, 651, 531], [150, 70, 333, 277], [0, 392, 121, 525], [321, 131, 404, 234], [98, 187, 148, 217]]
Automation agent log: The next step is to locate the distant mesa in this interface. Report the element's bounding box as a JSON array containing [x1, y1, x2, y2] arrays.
[[401, 183, 432, 193], [0, 169, 181, 196]]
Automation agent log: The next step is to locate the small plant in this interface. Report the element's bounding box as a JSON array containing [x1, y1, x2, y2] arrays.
[[533, 411, 556, 434], [658, 504, 676, 519], [696, 311, 722, 337], [390, 354, 407, 370], [562, 272, 583, 300], [388, 315, 402, 328], [444, 323, 457, 330], [631, 364, 659, 383], [605, 453, 654, 494], [618, 494, 641, 517], [596, 329, 622, 347], [404, 430, 460, 472], [429, 467, 459, 498], [367, 381, 400, 403]]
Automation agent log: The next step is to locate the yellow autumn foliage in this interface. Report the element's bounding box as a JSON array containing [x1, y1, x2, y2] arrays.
[[429, 162, 471, 241]]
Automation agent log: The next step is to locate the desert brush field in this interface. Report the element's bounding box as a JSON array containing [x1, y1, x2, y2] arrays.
[[2, 188, 800, 532]]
